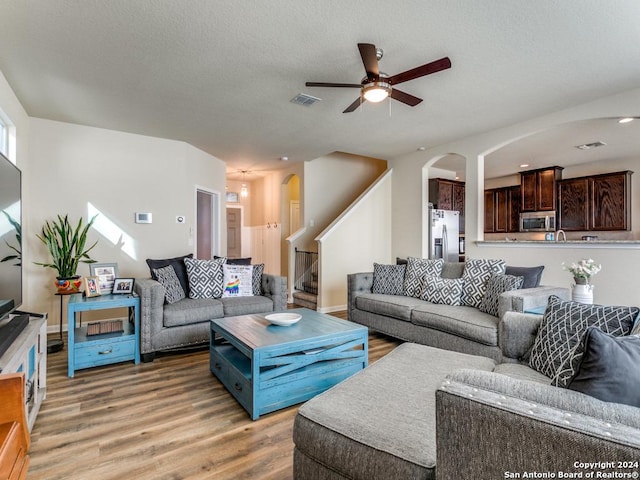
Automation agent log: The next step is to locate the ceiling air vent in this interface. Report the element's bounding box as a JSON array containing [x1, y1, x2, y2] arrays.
[[290, 93, 321, 106], [575, 141, 607, 150]]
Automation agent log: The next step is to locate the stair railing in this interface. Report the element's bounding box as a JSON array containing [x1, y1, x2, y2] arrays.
[[294, 248, 318, 295]]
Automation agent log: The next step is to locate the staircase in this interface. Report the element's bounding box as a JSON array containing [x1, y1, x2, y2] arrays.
[[292, 248, 318, 310]]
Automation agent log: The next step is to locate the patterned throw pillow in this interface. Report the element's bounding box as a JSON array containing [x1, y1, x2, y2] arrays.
[[222, 264, 254, 297], [252, 263, 265, 296], [184, 257, 226, 299], [479, 274, 524, 317], [403, 257, 445, 298], [147, 253, 193, 297], [528, 295, 638, 381], [372, 263, 407, 295], [419, 275, 464, 306], [152, 265, 186, 304], [461, 258, 506, 309]]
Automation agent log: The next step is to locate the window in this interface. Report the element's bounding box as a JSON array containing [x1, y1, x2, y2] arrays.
[[0, 119, 6, 156]]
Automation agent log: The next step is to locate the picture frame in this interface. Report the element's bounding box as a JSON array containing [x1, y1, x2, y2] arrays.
[[112, 278, 135, 295], [90, 263, 118, 294], [83, 276, 101, 297], [226, 191, 239, 203]]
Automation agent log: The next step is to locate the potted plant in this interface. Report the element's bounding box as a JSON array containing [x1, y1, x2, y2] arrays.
[[562, 258, 601, 304], [35, 214, 99, 294]]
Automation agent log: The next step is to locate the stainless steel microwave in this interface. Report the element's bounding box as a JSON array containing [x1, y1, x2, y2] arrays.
[[520, 211, 556, 232]]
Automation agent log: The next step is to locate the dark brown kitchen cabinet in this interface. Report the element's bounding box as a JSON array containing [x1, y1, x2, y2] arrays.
[[557, 177, 589, 230], [507, 185, 521, 232], [485, 186, 520, 233], [484, 190, 497, 233], [591, 171, 632, 230], [520, 166, 563, 212], [557, 171, 632, 231], [429, 178, 465, 234]]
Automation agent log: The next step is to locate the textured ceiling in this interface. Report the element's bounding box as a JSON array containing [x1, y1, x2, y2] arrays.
[[1, 1, 639, 175]]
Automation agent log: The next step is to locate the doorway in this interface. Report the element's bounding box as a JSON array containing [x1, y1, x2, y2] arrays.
[[289, 200, 301, 235], [226, 207, 242, 258], [196, 188, 220, 259]]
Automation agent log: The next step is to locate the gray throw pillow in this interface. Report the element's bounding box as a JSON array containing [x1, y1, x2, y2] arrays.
[[419, 275, 464, 306], [461, 258, 506, 309], [564, 327, 640, 408], [529, 295, 638, 381], [479, 274, 524, 317], [372, 263, 406, 295], [403, 257, 444, 298], [152, 265, 186, 304], [184, 257, 226, 299], [505, 265, 544, 289]]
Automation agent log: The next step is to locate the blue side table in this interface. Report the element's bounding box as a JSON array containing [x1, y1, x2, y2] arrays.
[[67, 293, 140, 377]]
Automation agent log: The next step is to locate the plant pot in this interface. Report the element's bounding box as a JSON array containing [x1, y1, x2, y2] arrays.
[[55, 276, 82, 294], [572, 283, 594, 304]]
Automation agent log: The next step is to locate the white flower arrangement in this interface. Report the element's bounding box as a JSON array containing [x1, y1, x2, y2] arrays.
[[562, 258, 601, 282]]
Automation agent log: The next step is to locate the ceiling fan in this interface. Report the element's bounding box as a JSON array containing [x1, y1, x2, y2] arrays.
[[305, 43, 451, 113]]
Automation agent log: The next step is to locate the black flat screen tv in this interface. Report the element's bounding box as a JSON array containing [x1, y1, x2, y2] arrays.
[[0, 150, 22, 321]]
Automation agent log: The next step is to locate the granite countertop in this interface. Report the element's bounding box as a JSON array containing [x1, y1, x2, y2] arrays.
[[477, 239, 640, 248]]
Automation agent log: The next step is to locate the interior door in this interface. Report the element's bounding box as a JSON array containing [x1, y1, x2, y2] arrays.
[[196, 188, 219, 259], [226, 207, 242, 258]]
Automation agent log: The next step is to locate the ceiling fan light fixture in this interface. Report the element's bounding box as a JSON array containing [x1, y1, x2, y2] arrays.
[[362, 81, 391, 103]]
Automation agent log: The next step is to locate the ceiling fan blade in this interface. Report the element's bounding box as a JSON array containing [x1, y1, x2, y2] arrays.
[[358, 43, 379, 79], [388, 57, 451, 85], [390, 89, 423, 106], [343, 97, 364, 113], [305, 82, 362, 88]]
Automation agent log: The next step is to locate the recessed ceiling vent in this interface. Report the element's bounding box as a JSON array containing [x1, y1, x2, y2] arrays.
[[291, 93, 321, 106], [575, 141, 607, 150]]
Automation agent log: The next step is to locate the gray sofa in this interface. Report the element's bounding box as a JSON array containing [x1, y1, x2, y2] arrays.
[[348, 262, 569, 362], [134, 273, 287, 361], [293, 311, 640, 479]]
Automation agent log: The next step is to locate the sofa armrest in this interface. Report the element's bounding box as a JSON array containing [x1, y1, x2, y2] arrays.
[[347, 272, 374, 320], [498, 285, 570, 319], [499, 311, 543, 361], [134, 278, 166, 355], [436, 369, 640, 480], [262, 274, 287, 311]]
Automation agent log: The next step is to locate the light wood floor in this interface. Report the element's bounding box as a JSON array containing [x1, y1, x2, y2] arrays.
[[28, 311, 401, 480]]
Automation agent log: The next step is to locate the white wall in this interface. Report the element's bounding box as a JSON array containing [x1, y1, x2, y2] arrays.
[[303, 152, 387, 250], [389, 87, 640, 306], [317, 170, 393, 311], [26, 118, 226, 327]]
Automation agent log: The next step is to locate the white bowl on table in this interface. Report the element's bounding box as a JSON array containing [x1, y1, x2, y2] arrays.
[[265, 313, 302, 326]]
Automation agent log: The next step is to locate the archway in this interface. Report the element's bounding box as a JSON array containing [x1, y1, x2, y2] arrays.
[[280, 173, 301, 277]]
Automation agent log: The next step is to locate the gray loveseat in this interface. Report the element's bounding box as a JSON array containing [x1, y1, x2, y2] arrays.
[[135, 273, 287, 361], [293, 310, 640, 479], [348, 261, 569, 362]]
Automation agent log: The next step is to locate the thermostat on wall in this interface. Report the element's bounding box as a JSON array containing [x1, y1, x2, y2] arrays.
[[135, 212, 152, 224]]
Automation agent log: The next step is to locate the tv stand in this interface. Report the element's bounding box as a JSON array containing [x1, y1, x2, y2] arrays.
[[0, 312, 47, 431]]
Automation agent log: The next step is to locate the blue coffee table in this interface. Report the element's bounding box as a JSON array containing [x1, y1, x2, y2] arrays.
[[210, 308, 368, 420]]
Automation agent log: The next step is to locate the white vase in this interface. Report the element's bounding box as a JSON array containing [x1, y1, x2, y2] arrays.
[[572, 283, 594, 304]]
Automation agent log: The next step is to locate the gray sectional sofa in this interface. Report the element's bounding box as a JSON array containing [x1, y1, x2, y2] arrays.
[[293, 310, 640, 479], [135, 273, 287, 361], [348, 261, 569, 362]]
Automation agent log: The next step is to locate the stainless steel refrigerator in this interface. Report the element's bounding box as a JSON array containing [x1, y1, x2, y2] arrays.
[[428, 205, 460, 262]]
